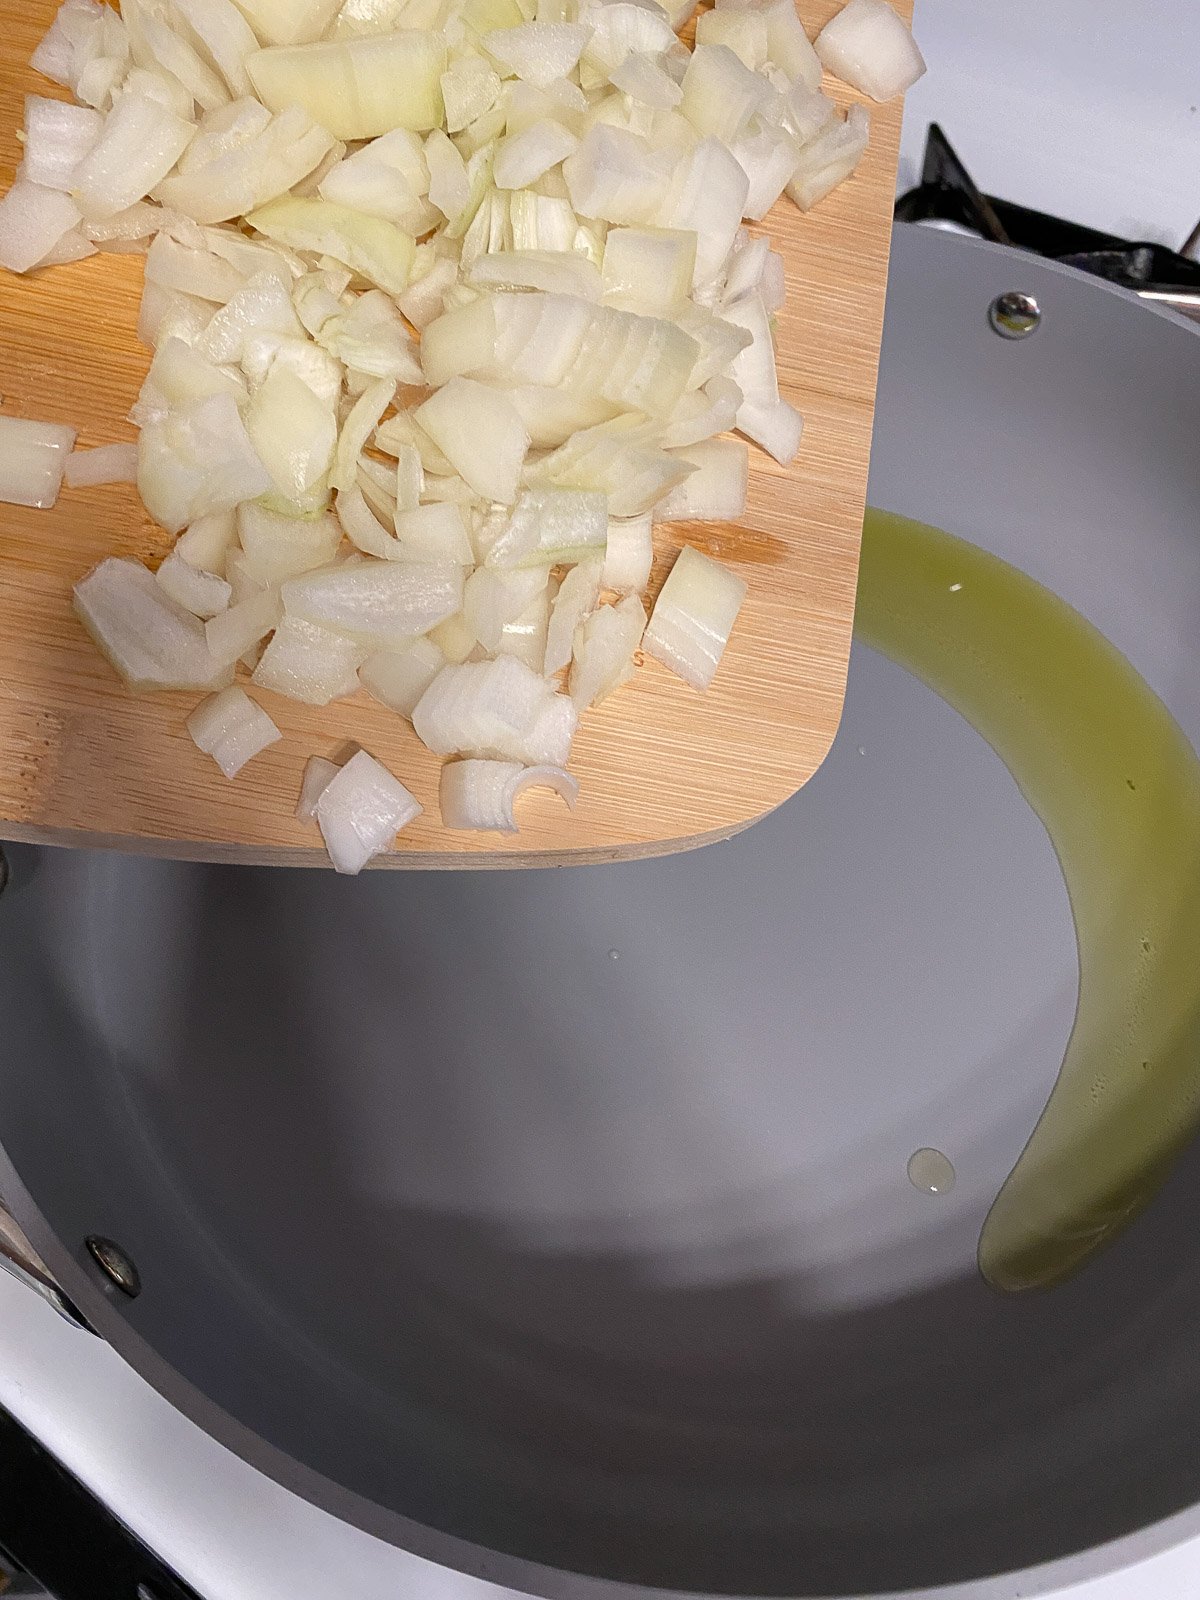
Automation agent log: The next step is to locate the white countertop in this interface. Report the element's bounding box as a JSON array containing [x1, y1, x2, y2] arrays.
[[5, 4, 1200, 1598]]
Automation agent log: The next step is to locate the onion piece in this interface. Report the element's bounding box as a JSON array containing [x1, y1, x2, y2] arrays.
[[74, 556, 234, 691], [413, 655, 563, 759], [602, 511, 652, 592], [485, 486, 607, 569], [544, 555, 601, 675], [359, 636, 446, 719], [32, 0, 107, 90], [157, 106, 336, 225], [73, 94, 196, 221], [814, 0, 926, 101], [654, 437, 749, 521], [786, 104, 871, 211], [442, 56, 503, 134], [660, 374, 742, 449], [246, 195, 415, 297], [295, 753, 340, 821], [0, 415, 77, 507], [653, 135, 748, 286], [20, 94, 102, 191], [601, 225, 695, 310], [246, 364, 337, 501], [494, 121, 579, 189], [332, 378, 394, 495], [609, 50, 682, 107], [336, 485, 403, 560], [41, 227, 97, 266], [439, 758, 577, 832], [394, 502, 475, 564], [562, 124, 672, 224], [177, 508, 237, 574], [282, 559, 464, 646], [464, 566, 548, 651], [694, 9, 767, 68], [229, 0, 343, 47], [236, 503, 341, 582], [196, 270, 302, 365], [187, 684, 281, 778], [318, 292, 423, 385], [145, 232, 248, 304], [252, 613, 366, 704], [0, 180, 82, 273], [570, 591, 645, 707], [156, 549, 232, 618], [414, 378, 529, 504], [137, 391, 272, 534], [205, 585, 282, 666], [643, 543, 746, 689], [716, 0, 821, 89], [315, 748, 423, 874], [736, 394, 803, 465], [246, 33, 448, 139], [171, 0, 260, 100], [486, 22, 591, 87], [680, 45, 770, 145]]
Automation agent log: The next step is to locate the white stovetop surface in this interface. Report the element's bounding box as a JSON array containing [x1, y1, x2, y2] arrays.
[[5, 4, 1200, 1599]]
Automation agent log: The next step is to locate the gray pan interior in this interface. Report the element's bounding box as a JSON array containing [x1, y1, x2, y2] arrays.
[[3, 223, 1200, 1600]]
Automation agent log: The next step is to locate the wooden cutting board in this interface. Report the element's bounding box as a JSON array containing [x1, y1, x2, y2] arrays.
[[0, 0, 911, 868]]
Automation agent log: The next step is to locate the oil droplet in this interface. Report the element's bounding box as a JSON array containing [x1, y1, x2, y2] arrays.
[[859, 511, 1200, 1292], [608, 948, 620, 961], [857, 745, 866, 757], [949, 582, 963, 592], [907, 1147, 956, 1194]]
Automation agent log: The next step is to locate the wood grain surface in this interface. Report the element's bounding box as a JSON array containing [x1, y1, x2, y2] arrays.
[[0, 0, 911, 868]]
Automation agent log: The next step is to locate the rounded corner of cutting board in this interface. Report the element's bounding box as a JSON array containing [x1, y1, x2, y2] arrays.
[[0, 0, 904, 869]]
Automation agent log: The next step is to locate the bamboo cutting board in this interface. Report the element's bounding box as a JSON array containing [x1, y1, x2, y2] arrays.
[[0, 0, 911, 868]]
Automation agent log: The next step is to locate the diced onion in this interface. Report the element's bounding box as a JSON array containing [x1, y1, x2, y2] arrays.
[[315, 747, 423, 873], [251, 613, 366, 705], [187, 685, 282, 778], [814, 0, 926, 102], [485, 486, 607, 568], [643, 543, 746, 689], [156, 548, 233, 618], [75, 556, 234, 691], [654, 437, 749, 520], [282, 557, 464, 645], [544, 555, 600, 675], [0, 180, 82, 273], [20, 94, 102, 191], [440, 758, 577, 832], [415, 378, 529, 504], [602, 512, 653, 592], [176, 508, 237, 574], [359, 636, 446, 718], [295, 753, 340, 821], [570, 592, 645, 707], [73, 93, 195, 220], [205, 586, 282, 665], [0, 415, 77, 507], [246, 34, 448, 140], [237, 503, 341, 581]]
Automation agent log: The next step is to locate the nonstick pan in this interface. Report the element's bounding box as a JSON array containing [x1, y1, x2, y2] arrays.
[[2, 221, 1200, 1599]]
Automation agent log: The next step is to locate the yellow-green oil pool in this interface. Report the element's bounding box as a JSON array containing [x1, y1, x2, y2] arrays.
[[857, 510, 1200, 1292]]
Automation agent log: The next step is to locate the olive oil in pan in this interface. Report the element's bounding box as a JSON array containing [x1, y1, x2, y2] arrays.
[[857, 511, 1200, 1293]]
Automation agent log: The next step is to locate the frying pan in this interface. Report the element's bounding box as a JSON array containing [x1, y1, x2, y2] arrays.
[[3, 220, 1200, 1600]]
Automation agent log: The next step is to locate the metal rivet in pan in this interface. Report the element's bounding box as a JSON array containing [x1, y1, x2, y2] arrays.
[[988, 291, 1042, 340], [85, 1235, 141, 1298]]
